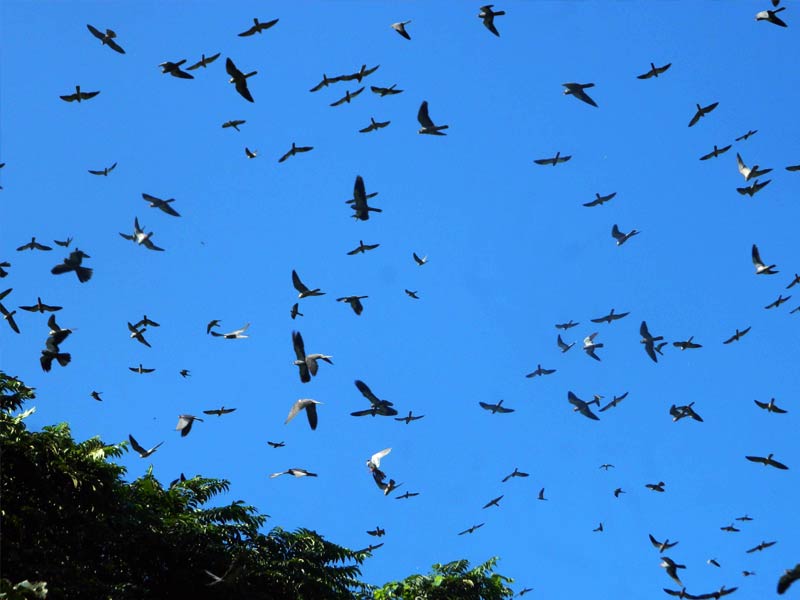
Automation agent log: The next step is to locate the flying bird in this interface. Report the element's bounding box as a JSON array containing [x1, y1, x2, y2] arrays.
[[347, 240, 380, 255], [330, 87, 365, 107], [359, 117, 391, 133], [270, 468, 317, 479], [640, 321, 663, 362], [395, 491, 419, 500], [186, 52, 221, 70], [202, 407, 236, 416], [479, 400, 515, 414], [127, 322, 151, 348], [582, 333, 603, 361], [19, 297, 62, 313], [292, 270, 325, 298], [583, 191, 616, 207], [88, 162, 117, 176], [278, 143, 314, 163], [699, 145, 732, 161], [367, 526, 385, 537], [688, 102, 719, 127], [222, 119, 246, 131], [60, 85, 100, 103], [367, 448, 392, 472], [637, 62, 671, 79], [47, 314, 74, 345], [599, 392, 629, 412], [754, 398, 787, 414], [284, 399, 322, 431], [119, 217, 164, 251], [417, 101, 449, 135], [175, 414, 203, 437], [340, 64, 380, 83], [51, 249, 92, 282], [206, 320, 220, 334], [735, 514, 754, 522], [290, 303, 303, 320], [395, 411, 424, 424], [17, 237, 52, 251], [737, 153, 772, 181], [40, 339, 71, 372], [537, 488, 547, 501], [210, 323, 249, 339], [179, 369, 190, 378], [502, 468, 529, 483], [755, 7, 788, 27], [707, 559, 721, 568], [267, 441, 285, 449], [238, 17, 279, 36], [593, 523, 604, 533], [752, 244, 778, 274], [670, 403, 703, 422], [778, 564, 800, 594], [525, 364, 556, 379], [563, 82, 598, 107], [0, 303, 19, 334], [337, 295, 368, 315], [482, 495, 504, 509], [458, 523, 485, 536], [746, 540, 777, 553], [723, 326, 751, 344], [54, 238, 73, 247], [568, 391, 600, 420], [352, 380, 397, 417], [646, 481, 666, 492], [599, 464, 615, 470], [660, 557, 686, 586], [745, 453, 789, 469], [86, 24, 125, 53], [556, 320, 579, 330], [370, 84, 403, 97], [557, 334, 575, 353], [534, 152, 571, 166], [736, 129, 758, 142], [412, 252, 428, 266], [591, 308, 630, 324], [391, 20, 412, 40], [245, 147, 258, 159], [720, 524, 740, 533], [649, 534, 679, 553], [478, 5, 505, 36], [128, 364, 155, 374], [673, 337, 702, 350], [128, 435, 163, 458], [348, 175, 382, 221], [159, 60, 193, 79], [292, 331, 333, 383], [226, 57, 257, 102], [611, 224, 640, 246], [142, 193, 181, 217], [737, 178, 771, 196], [309, 73, 341, 93], [90, 391, 102, 402], [765, 294, 791, 310]]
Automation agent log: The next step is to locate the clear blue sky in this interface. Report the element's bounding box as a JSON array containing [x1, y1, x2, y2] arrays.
[[2, 1, 799, 597]]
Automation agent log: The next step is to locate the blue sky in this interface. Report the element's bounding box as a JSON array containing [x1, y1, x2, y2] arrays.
[[2, 1, 799, 596]]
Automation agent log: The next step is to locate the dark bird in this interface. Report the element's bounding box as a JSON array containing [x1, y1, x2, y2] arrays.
[[17, 237, 52, 251], [568, 391, 600, 420], [563, 82, 598, 107], [337, 296, 368, 315], [786, 273, 800, 288], [0, 303, 20, 334], [290, 303, 303, 320], [245, 147, 258, 159], [47, 314, 74, 346], [309, 73, 342, 93], [142, 193, 181, 217], [127, 322, 151, 348], [482, 495, 504, 509], [159, 59, 194, 79], [353, 380, 397, 417], [742, 571, 755, 577], [54, 237, 73, 247], [673, 337, 702, 350], [640, 321, 664, 363], [206, 319, 221, 334], [670, 402, 703, 422], [699, 145, 732, 161], [614, 488, 625, 497], [525, 364, 556, 378], [347, 240, 380, 255], [707, 559, 721, 568], [765, 295, 791, 309], [86, 24, 125, 53], [292, 269, 325, 298], [341, 64, 380, 83], [745, 453, 788, 469], [694, 586, 738, 599], [186, 52, 221, 70], [51, 249, 92, 282], [660, 557, 686, 586], [40, 339, 70, 372], [737, 153, 772, 181], [175, 414, 203, 437], [755, 7, 788, 27], [370, 84, 403, 97], [599, 392, 629, 412], [736, 178, 771, 196], [478, 5, 505, 36], [723, 327, 751, 344], [479, 400, 515, 414], [226, 57, 256, 102], [395, 411, 424, 424], [458, 523, 485, 536], [736, 129, 758, 142], [786, 164, 800, 172], [557, 334, 575, 353], [210, 323, 249, 339], [650, 534, 679, 553], [778, 564, 800, 594], [270, 468, 317, 479], [747, 540, 777, 553], [128, 435, 163, 458], [395, 491, 419, 500], [354, 542, 385, 554], [267, 441, 285, 448], [330, 87, 365, 107], [19, 297, 61, 313], [417, 101, 449, 135], [593, 523, 604, 532], [222, 119, 246, 131], [591, 308, 630, 324], [202, 407, 236, 416], [412, 252, 428, 266], [582, 333, 603, 361], [646, 481, 666, 492], [405, 289, 420, 299], [91, 391, 102, 402], [600, 464, 615, 470], [238, 17, 279, 37], [537, 487, 547, 501], [88, 162, 117, 176], [348, 175, 382, 221], [60, 85, 100, 103], [754, 398, 787, 414], [556, 320, 579, 330], [502, 468, 529, 483], [292, 331, 332, 383], [278, 143, 314, 163], [0, 262, 10, 278], [534, 152, 571, 166], [179, 369, 190, 378], [367, 526, 386, 537], [136, 315, 161, 330], [688, 102, 719, 127], [735, 515, 754, 521], [359, 117, 391, 133], [391, 20, 412, 40], [583, 191, 616, 207], [720, 524, 740, 532], [285, 398, 322, 430], [128, 364, 155, 374], [119, 217, 164, 251], [637, 62, 671, 79], [612, 224, 640, 246]]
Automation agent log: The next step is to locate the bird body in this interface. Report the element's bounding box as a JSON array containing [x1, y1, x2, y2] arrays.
[[563, 82, 598, 107]]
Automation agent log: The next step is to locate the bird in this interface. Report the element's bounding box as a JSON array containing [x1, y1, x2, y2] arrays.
[[646, 481, 666, 492], [534, 152, 571, 166], [292, 331, 333, 383], [412, 252, 428, 266], [128, 364, 155, 374], [736, 515, 754, 522], [292, 270, 325, 298], [599, 392, 629, 412], [285, 399, 322, 430], [373, 473, 401, 495], [159, 60, 193, 79], [47, 314, 75, 346], [720, 524, 740, 532], [0, 304, 20, 334], [786, 164, 800, 172], [202, 407, 236, 416], [519, 588, 533, 597], [359, 117, 391, 133], [555, 320, 579, 330], [583, 191, 616, 207], [352, 380, 397, 417], [778, 564, 800, 594], [60, 85, 100, 102], [614, 488, 625, 497], [660, 557, 686, 586], [128, 435, 164, 458], [278, 143, 314, 163], [688, 102, 719, 127], [142, 193, 180, 217], [670, 403, 703, 422], [479, 400, 515, 414], [754, 398, 787, 414], [742, 571, 756, 577], [755, 7, 788, 27], [133, 315, 160, 330], [54, 238, 73, 247], [119, 217, 164, 251], [367, 448, 392, 473], [175, 415, 203, 437], [86, 24, 125, 53], [354, 542, 385, 554], [395, 492, 419, 500], [611, 224, 640, 246], [568, 391, 600, 420], [245, 147, 258, 159], [737, 179, 771, 196], [340, 64, 380, 83], [179, 369, 190, 378], [347, 240, 380, 255], [330, 87, 365, 107], [405, 289, 420, 299], [557, 334, 575, 353], [599, 464, 615, 470], [662, 588, 697, 599], [186, 52, 221, 70], [210, 323, 249, 339], [127, 323, 151, 348], [51, 249, 92, 282], [707, 559, 721, 568], [206, 320, 221, 334], [582, 333, 603, 361], [417, 101, 449, 135], [673, 337, 702, 350], [222, 119, 246, 131], [736, 153, 772, 181], [367, 527, 385, 537], [640, 321, 664, 363], [290, 303, 303, 320], [786, 274, 800, 289], [736, 129, 758, 142], [591, 308, 630, 324], [695, 586, 739, 599], [238, 17, 279, 36], [525, 364, 556, 378], [348, 175, 382, 221], [537, 488, 547, 501], [482, 495, 504, 509], [391, 20, 412, 40], [90, 391, 103, 402], [637, 62, 671, 79], [370, 84, 403, 97], [502, 468, 529, 483], [747, 540, 777, 553], [270, 468, 317, 479], [765, 295, 791, 309], [752, 244, 778, 274], [649, 534, 679, 553], [267, 441, 285, 449], [337, 296, 368, 315], [478, 5, 505, 36], [395, 411, 424, 424], [458, 523, 485, 536], [723, 327, 751, 344], [226, 57, 257, 102], [699, 145, 732, 161], [593, 523, 604, 532], [19, 297, 61, 313], [563, 82, 598, 107], [17, 237, 52, 251], [745, 453, 788, 469], [40, 339, 71, 372], [88, 162, 117, 176], [309, 73, 341, 93], [0, 263, 9, 279]]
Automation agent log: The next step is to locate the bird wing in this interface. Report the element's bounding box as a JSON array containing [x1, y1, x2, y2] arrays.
[[417, 101, 435, 128], [106, 38, 125, 54], [292, 270, 309, 294]]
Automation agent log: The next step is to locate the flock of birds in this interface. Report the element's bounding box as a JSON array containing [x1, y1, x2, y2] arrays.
[[2, 3, 799, 596]]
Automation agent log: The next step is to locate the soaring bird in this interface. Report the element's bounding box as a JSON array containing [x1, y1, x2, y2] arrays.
[[765, 295, 791, 309], [745, 453, 789, 469], [458, 523, 485, 535], [348, 175, 382, 221], [352, 380, 397, 417], [54, 238, 73, 247], [175, 414, 203, 437], [557, 334, 575, 353], [226, 57, 257, 102], [391, 20, 412, 40], [752, 244, 778, 274], [290, 303, 303, 320], [222, 119, 246, 131], [86, 24, 125, 53], [637, 62, 671, 79], [660, 557, 686, 586], [159, 60, 193, 79], [534, 151, 571, 166], [359, 117, 391, 133], [778, 564, 800, 594], [367, 448, 392, 472], [482, 495, 504, 509], [404, 290, 420, 300], [479, 400, 515, 414], [186, 52, 221, 70], [17, 237, 52, 251], [611, 224, 640, 246], [88, 162, 118, 176], [51, 249, 92, 282], [746, 540, 777, 553], [210, 323, 249, 339], [245, 147, 258, 159], [119, 217, 164, 251], [128, 435, 163, 458], [502, 468, 529, 483], [699, 144, 732, 161], [238, 17, 279, 36], [537, 488, 547, 501], [478, 5, 505, 36], [292, 270, 325, 298], [649, 534, 679, 553], [736, 129, 758, 142], [563, 82, 598, 107], [555, 320, 579, 330], [202, 407, 236, 416], [640, 321, 663, 362], [0, 303, 19, 334], [737, 179, 771, 196], [754, 398, 787, 414], [292, 331, 333, 383], [688, 102, 719, 127], [723, 326, 751, 344], [309, 73, 341, 93], [583, 191, 616, 207], [670, 403, 703, 422], [330, 87, 365, 107], [337, 295, 368, 315], [127, 322, 151, 348], [395, 411, 424, 424], [267, 441, 285, 449], [568, 391, 600, 420], [19, 297, 62, 313], [755, 7, 788, 27], [417, 101, 449, 135], [673, 337, 702, 350], [370, 84, 403, 97], [60, 85, 100, 102], [128, 364, 155, 374], [367, 526, 386, 537], [278, 143, 314, 163], [720, 524, 740, 533], [347, 240, 380, 255], [786, 273, 800, 288], [142, 193, 180, 217], [582, 333, 603, 361], [270, 468, 317, 479], [340, 64, 380, 83], [599, 392, 629, 412], [737, 153, 772, 181], [591, 308, 630, 324], [525, 364, 556, 378], [646, 481, 666, 492]]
